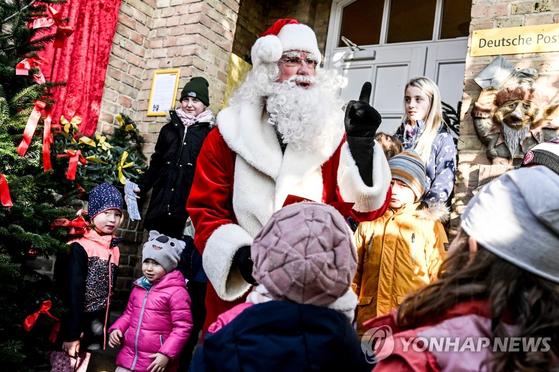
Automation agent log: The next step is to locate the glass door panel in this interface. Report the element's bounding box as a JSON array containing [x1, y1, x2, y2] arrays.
[[387, 0, 437, 43], [338, 0, 384, 47], [440, 0, 471, 39]]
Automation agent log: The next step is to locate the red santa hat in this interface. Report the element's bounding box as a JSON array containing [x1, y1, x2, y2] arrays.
[[250, 18, 321, 68]]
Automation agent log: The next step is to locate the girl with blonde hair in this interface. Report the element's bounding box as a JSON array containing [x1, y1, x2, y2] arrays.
[[394, 76, 457, 203]]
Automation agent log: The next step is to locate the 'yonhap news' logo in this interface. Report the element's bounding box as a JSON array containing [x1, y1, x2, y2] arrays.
[[361, 326, 552, 364]]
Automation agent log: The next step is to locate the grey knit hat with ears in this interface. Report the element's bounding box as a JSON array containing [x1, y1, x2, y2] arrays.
[[461, 166, 559, 284], [142, 230, 185, 273], [251, 202, 357, 306]]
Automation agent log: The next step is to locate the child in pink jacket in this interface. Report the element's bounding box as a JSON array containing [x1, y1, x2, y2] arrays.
[[109, 231, 193, 372]]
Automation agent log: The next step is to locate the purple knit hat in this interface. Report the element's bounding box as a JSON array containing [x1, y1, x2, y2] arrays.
[[251, 202, 357, 306], [88, 183, 124, 220]]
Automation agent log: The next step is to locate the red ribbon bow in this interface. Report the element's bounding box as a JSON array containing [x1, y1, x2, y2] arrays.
[[57, 149, 87, 180], [31, 7, 57, 29], [16, 56, 47, 84], [54, 25, 74, 48], [43, 110, 53, 171], [31, 6, 74, 48], [17, 101, 46, 157], [15, 55, 48, 84], [0, 174, 13, 209], [23, 300, 61, 343], [51, 212, 88, 235]]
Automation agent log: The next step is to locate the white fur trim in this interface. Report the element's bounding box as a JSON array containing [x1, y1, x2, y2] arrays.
[[233, 156, 276, 237], [250, 35, 283, 68], [248, 284, 357, 322], [277, 23, 321, 62], [338, 141, 392, 212], [329, 289, 358, 322], [202, 224, 254, 301], [219, 100, 345, 234], [218, 104, 282, 180]]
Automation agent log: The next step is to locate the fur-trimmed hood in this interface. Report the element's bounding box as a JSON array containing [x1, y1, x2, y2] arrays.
[[412, 201, 450, 223]]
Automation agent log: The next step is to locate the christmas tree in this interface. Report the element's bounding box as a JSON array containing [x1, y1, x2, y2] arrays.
[[0, 1, 146, 370]]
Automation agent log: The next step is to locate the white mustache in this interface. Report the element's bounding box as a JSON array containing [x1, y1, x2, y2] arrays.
[[286, 75, 316, 85]]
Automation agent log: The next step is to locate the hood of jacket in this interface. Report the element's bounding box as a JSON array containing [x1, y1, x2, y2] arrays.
[[411, 201, 450, 223], [388, 200, 450, 223], [70, 228, 116, 246]]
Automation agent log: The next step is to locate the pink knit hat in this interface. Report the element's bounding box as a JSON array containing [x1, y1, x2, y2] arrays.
[[251, 202, 357, 306]]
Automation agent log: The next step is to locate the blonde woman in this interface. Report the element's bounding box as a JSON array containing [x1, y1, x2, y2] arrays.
[[394, 76, 457, 203]]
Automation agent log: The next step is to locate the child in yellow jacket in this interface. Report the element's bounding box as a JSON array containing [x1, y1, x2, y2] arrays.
[[352, 150, 448, 336]]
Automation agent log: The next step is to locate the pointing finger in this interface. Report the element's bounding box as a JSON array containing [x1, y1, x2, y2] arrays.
[[358, 82, 372, 103]]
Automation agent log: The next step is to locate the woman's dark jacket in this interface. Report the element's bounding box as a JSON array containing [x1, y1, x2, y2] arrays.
[[138, 110, 213, 237], [189, 301, 370, 372]]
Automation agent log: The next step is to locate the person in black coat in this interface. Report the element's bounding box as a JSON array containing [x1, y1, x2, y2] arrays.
[[190, 301, 369, 372], [134, 77, 214, 370], [134, 76, 214, 238]]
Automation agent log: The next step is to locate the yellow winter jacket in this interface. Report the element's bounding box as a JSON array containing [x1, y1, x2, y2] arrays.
[[352, 202, 448, 336]]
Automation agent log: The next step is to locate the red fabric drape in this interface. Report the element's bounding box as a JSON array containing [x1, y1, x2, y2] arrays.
[[38, 0, 122, 136]]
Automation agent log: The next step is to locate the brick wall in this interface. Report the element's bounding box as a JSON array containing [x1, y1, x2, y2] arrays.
[[96, 0, 241, 305], [454, 0, 559, 230]]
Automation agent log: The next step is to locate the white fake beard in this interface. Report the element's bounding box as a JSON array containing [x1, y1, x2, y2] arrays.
[[265, 72, 345, 153]]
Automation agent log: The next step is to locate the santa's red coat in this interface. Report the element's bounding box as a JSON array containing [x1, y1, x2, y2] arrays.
[[187, 117, 391, 334]]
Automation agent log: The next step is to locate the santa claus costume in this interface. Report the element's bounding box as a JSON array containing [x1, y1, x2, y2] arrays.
[[187, 19, 392, 334]]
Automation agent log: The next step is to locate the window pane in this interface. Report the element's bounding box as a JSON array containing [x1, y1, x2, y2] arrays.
[[387, 0, 437, 43], [440, 0, 471, 39], [338, 0, 384, 47]]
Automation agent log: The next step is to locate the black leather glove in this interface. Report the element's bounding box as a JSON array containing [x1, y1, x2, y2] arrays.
[[344, 82, 382, 137], [344, 83, 381, 187], [233, 245, 256, 285]]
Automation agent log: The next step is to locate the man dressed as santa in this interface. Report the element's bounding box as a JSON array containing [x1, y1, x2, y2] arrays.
[[187, 19, 392, 333]]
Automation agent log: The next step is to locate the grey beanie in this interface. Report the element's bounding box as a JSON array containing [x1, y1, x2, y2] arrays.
[[142, 230, 185, 273], [251, 202, 357, 306], [461, 166, 559, 284], [388, 149, 426, 200]]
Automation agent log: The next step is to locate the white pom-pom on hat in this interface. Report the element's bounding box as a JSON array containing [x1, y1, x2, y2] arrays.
[[251, 35, 283, 68]]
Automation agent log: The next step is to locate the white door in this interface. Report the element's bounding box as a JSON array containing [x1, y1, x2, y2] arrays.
[[325, 0, 469, 134]]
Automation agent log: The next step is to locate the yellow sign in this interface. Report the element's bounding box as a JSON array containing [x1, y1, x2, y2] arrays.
[[147, 69, 181, 117], [471, 23, 559, 57]]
